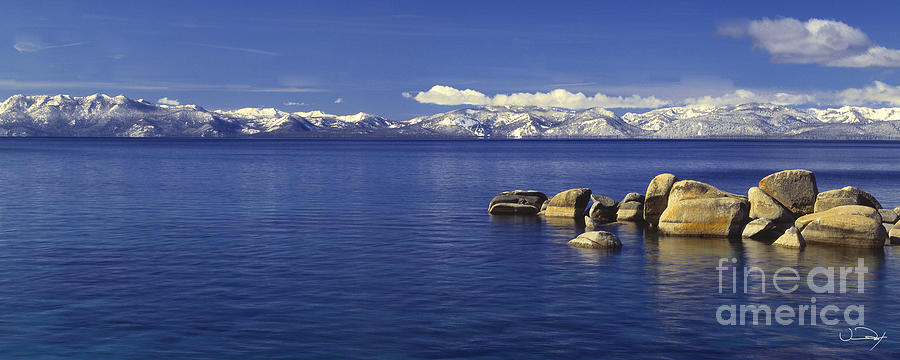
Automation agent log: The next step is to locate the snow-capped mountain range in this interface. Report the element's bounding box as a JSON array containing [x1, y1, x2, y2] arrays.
[[2, 93, 900, 139]]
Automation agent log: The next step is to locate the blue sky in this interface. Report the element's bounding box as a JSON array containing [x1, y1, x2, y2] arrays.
[[3, 0, 900, 119]]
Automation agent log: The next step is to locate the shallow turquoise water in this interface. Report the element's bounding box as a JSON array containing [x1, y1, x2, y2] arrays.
[[0, 139, 898, 359]]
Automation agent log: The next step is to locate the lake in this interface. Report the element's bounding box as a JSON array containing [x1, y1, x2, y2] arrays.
[[0, 138, 899, 359]]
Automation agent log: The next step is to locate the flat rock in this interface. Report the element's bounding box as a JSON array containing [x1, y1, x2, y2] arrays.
[[489, 190, 548, 214], [758, 169, 818, 216], [667, 180, 746, 204], [814, 186, 882, 213], [773, 226, 805, 248], [488, 203, 539, 215], [616, 201, 644, 222], [644, 173, 678, 227], [622, 192, 645, 203], [568, 231, 622, 249], [544, 188, 592, 218], [795, 205, 886, 248], [588, 194, 618, 223], [658, 197, 749, 237], [878, 209, 898, 224], [748, 186, 794, 222], [742, 218, 775, 239]]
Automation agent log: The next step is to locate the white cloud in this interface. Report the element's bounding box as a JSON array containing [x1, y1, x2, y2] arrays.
[[721, 17, 900, 67], [406, 85, 669, 109], [283, 101, 307, 106], [14, 41, 85, 53], [333, 97, 343, 104], [156, 97, 180, 106], [837, 81, 900, 106], [685, 89, 817, 107]]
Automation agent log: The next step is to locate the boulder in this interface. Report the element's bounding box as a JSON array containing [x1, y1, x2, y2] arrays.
[[585, 216, 599, 229], [488, 203, 539, 215], [878, 209, 898, 224], [568, 231, 622, 249], [773, 226, 805, 248], [544, 188, 592, 218], [758, 169, 818, 216], [814, 186, 882, 213], [891, 222, 900, 245], [884, 223, 894, 237], [748, 186, 794, 222], [742, 218, 775, 239], [622, 192, 645, 203], [895, 206, 900, 217], [795, 205, 886, 248], [587, 194, 618, 223], [667, 180, 745, 204], [644, 173, 678, 227], [541, 196, 551, 212], [616, 201, 644, 222], [658, 197, 749, 237], [489, 190, 548, 214]]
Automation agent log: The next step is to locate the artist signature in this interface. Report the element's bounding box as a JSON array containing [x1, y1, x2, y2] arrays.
[[840, 327, 887, 350]]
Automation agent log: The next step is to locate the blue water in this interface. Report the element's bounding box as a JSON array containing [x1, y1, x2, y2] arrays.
[[0, 139, 899, 359]]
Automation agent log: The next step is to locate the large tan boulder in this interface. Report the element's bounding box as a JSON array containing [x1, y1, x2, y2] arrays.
[[748, 186, 793, 222], [488, 190, 548, 215], [795, 205, 886, 248], [544, 188, 592, 217], [587, 194, 618, 223], [658, 197, 749, 237], [568, 231, 622, 249], [616, 201, 644, 222], [667, 180, 745, 204], [758, 169, 818, 216], [622, 192, 645, 203], [814, 186, 882, 213], [644, 173, 678, 227], [773, 226, 805, 248]]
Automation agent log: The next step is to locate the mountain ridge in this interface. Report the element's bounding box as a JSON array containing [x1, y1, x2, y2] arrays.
[[2, 93, 900, 139]]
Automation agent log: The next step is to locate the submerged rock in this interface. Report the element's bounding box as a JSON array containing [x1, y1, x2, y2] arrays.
[[773, 226, 805, 248], [814, 186, 882, 213], [616, 201, 644, 222], [488, 203, 539, 215], [878, 209, 898, 224], [568, 231, 622, 249], [488, 190, 548, 214], [795, 205, 886, 248], [748, 186, 793, 222], [588, 194, 618, 223], [658, 197, 749, 237], [644, 173, 678, 227], [742, 218, 775, 239], [758, 169, 818, 216], [544, 188, 592, 218]]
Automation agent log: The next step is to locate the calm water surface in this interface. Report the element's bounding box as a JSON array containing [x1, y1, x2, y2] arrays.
[[0, 139, 899, 359]]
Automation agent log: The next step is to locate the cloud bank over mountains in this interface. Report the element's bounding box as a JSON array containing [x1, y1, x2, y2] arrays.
[[406, 81, 900, 109], [719, 17, 900, 68]]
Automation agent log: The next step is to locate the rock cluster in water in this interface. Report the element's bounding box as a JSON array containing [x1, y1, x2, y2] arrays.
[[489, 169, 900, 249]]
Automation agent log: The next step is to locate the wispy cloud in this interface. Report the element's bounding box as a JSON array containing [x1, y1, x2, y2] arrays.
[[405, 85, 669, 109], [0, 79, 326, 93], [14, 41, 85, 53], [720, 17, 900, 68], [196, 43, 280, 56], [283, 101, 307, 106], [684, 89, 818, 107], [333, 97, 344, 104], [157, 97, 180, 106]]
